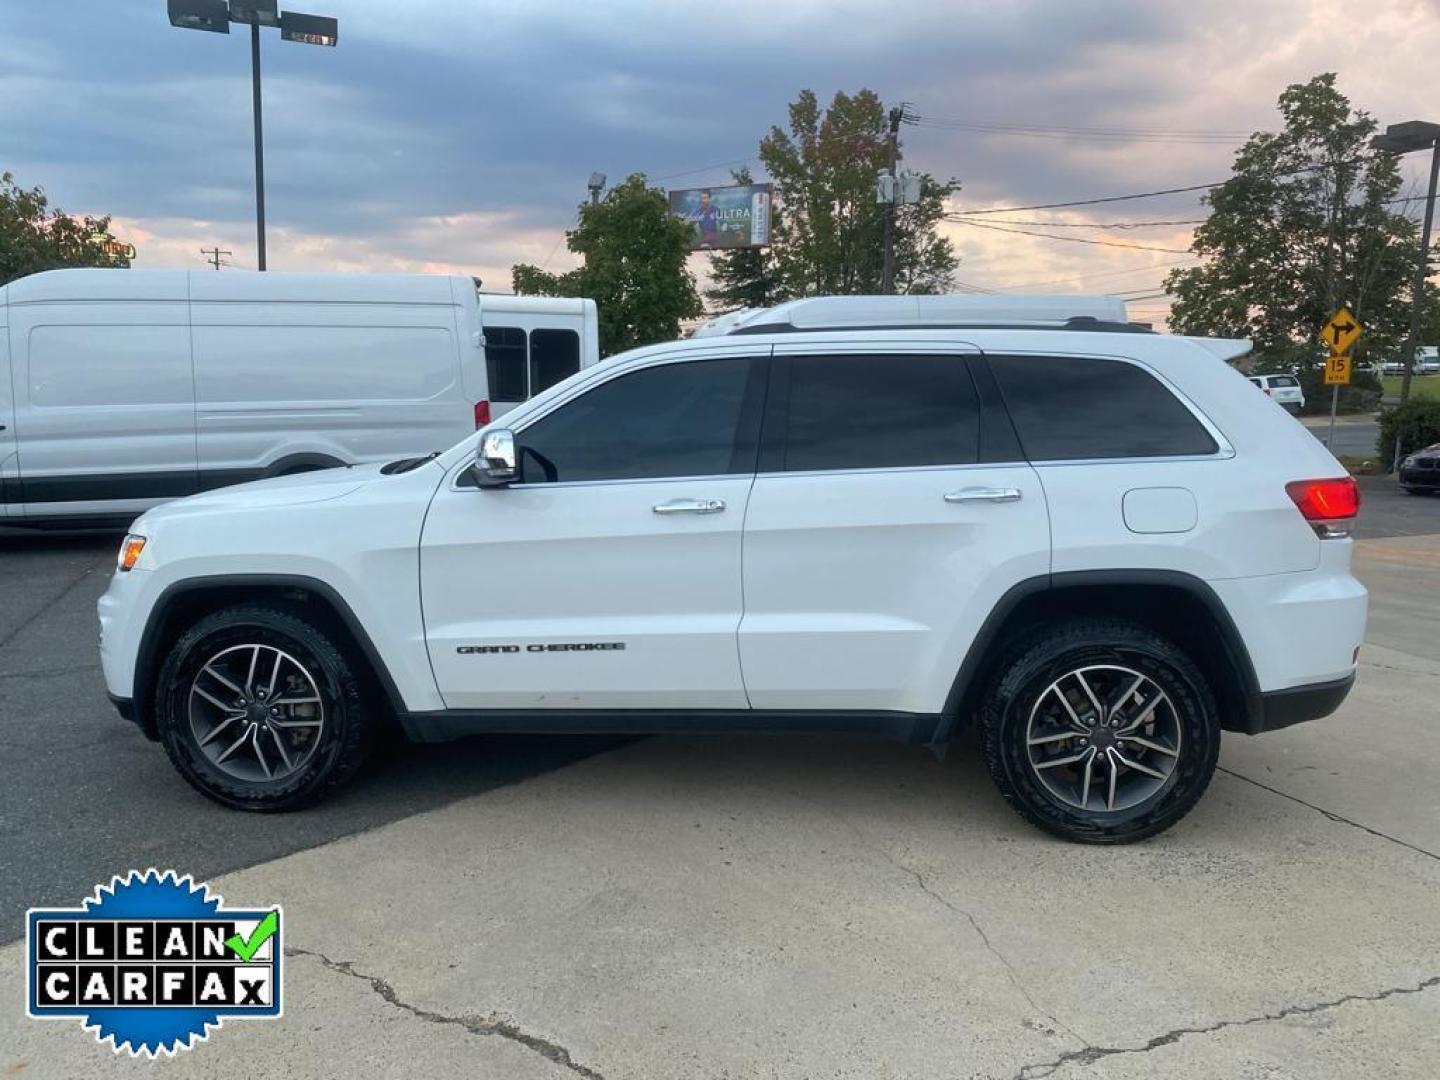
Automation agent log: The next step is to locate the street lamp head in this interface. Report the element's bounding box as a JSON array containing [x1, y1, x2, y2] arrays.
[[167, 0, 231, 33], [1371, 120, 1440, 155], [588, 172, 606, 191], [279, 11, 338, 45], [230, 0, 280, 26]]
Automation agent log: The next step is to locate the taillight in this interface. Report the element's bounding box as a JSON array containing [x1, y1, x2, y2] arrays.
[[1263, 387, 1272, 395], [1286, 477, 1360, 537], [474, 400, 491, 429]]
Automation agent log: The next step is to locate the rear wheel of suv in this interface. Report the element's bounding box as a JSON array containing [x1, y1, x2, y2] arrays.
[[154, 605, 378, 811], [979, 618, 1221, 844]]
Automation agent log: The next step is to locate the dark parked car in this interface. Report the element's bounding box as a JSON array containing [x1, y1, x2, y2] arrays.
[[1399, 443, 1440, 493]]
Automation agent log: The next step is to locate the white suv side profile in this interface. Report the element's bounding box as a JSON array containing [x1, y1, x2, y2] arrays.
[[98, 296, 1367, 843]]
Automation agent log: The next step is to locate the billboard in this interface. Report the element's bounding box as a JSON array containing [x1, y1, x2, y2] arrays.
[[669, 183, 773, 251]]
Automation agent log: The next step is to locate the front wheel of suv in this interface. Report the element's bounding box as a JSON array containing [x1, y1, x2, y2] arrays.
[[979, 618, 1221, 844], [154, 604, 379, 811]]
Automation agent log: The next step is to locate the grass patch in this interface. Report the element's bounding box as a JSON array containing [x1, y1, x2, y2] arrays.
[[1381, 374, 1440, 401], [1336, 454, 1381, 476]]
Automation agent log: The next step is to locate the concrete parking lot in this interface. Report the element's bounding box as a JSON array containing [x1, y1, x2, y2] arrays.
[[2, 476, 1438, 1079]]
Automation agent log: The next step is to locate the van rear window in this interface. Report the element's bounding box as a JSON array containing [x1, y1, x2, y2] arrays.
[[530, 329, 580, 395], [484, 326, 528, 403]]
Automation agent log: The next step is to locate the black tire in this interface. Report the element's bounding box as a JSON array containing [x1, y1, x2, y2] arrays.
[[155, 605, 378, 811], [980, 618, 1221, 844]]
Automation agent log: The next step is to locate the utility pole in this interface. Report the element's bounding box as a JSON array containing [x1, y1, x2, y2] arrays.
[[200, 247, 233, 271], [881, 105, 904, 295], [1371, 120, 1440, 470], [250, 20, 267, 270]]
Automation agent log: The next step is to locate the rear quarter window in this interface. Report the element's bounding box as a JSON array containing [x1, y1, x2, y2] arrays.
[[991, 354, 1218, 461]]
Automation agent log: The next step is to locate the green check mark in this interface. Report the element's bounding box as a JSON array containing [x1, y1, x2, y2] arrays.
[[225, 910, 279, 961]]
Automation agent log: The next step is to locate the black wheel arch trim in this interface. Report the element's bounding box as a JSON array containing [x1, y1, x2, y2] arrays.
[[934, 569, 1264, 745], [130, 574, 409, 737], [259, 453, 347, 479]]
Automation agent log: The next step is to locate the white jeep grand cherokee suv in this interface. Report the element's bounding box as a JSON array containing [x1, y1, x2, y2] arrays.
[[98, 296, 1367, 843]]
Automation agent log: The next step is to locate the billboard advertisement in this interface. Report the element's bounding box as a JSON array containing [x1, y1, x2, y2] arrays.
[[668, 183, 773, 251]]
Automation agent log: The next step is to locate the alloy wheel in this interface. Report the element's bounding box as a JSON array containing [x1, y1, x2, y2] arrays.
[[1024, 664, 1182, 813], [188, 644, 326, 783]]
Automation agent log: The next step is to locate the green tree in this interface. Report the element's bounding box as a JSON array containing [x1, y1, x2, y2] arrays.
[[1166, 74, 1416, 369], [759, 89, 958, 297], [0, 171, 131, 286], [704, 168, 787, 311], [512, 174, 701, 355]]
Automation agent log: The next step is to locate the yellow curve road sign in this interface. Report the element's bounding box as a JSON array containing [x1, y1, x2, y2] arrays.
[[1320, 307, 1362, 355]]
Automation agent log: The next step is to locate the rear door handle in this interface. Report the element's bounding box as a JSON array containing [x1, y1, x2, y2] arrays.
[[944, 487, 1022, 504], [653, 498, 726, 515]]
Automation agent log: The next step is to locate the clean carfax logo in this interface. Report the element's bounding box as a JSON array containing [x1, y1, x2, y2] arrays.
[[25, 869, 282, 1056]]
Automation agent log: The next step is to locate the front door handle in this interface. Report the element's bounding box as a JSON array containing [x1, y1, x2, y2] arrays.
[[653, 498, 726, 515], [944, 487, 1022, 504]]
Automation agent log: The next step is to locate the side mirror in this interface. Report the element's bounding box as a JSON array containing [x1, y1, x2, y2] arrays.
[[472, 428, 518, 487]]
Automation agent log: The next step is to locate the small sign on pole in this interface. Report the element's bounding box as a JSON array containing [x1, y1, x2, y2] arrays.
[[1319, 306, 1363, 449], [1323, 353, 1353, 386]]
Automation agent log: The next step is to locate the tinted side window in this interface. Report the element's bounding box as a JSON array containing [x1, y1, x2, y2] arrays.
[[991, 355, 1217, 461], [783, 353, 979, 471], [530, 329, 581, 395], [484, 326, 527, 403], [518, 357, 755, 483]]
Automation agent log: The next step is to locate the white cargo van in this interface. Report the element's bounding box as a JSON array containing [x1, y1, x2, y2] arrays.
[[0, 269, 598, 527]]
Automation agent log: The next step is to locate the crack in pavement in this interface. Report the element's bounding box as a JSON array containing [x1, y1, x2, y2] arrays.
[[0, 663, 103, 682], [286, 946, 607, 1080], [791, 791, 1088, 1051], [0, 562, 102, 653], [1218, 767, 1440, 862], [1009, 974, 1440, 1079]]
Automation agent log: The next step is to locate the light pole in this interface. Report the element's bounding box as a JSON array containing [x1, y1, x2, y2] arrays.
[[587, 172, 607, 207], [1372, 121, 1440, 431], [168, 0, 338, 271]]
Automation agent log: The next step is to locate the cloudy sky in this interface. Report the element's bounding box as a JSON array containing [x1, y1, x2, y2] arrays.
[[5, 0, 1438, 323]]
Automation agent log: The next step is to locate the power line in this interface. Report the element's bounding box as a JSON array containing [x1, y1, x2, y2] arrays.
[[947, 218, 1193, 254], [912, 116, 1249, 145], [952, 181, 1222, 216], [650, 157, 759, 183], [987, 258, 1198, 291], [949, 160, 1362, 218], [971, 217, 1205, 230]]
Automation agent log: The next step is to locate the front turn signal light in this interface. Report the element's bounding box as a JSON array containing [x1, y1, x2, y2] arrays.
[[118, 534, 147, 572]]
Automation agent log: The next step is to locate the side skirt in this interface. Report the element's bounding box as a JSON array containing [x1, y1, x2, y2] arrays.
[[399, 708, 944, 746]]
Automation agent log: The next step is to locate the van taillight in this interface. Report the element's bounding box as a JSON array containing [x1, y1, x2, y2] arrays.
[[1286, 477, 1359, 537], [474, 400, 491, 429]]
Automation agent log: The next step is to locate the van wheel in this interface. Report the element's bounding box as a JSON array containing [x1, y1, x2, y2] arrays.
[[979, 618, 1221, 844], [154, 605, 377, 811]]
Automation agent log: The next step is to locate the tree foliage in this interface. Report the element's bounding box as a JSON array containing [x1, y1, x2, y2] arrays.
[[756, 89, 958, 300], [0, 171, 131, 286], [512, 174, 701, 356], [1166, 74, 1418, 368]]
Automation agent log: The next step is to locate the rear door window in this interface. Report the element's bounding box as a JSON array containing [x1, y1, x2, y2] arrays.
[[990, 354, 1217, 461], [781, 353, 980, 471]]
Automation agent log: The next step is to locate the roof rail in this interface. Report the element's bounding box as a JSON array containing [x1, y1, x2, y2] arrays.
[[692, 294, 1137, 337]]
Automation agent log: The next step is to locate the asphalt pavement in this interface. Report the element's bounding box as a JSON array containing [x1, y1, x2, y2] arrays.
[[2, 478, 1438, 1078], [0, 528, 625, 938]]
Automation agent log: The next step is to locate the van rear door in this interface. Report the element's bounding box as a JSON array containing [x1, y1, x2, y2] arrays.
[[10, 273, 197, 521], [0, 317, 15, 517]]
